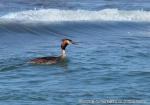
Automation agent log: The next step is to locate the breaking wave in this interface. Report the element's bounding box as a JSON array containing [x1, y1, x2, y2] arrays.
[[1, 8, 150, 23]]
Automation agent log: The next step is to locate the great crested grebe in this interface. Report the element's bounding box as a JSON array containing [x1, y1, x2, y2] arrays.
[[30, 39, 76, 64]]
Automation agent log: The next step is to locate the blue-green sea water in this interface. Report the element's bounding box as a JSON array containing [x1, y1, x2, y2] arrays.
[[0, 0, 150, 105]]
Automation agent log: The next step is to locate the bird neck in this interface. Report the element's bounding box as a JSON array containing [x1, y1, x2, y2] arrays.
[[61, 42, 68, 58], [61, 49, 66, 58], [61, 42, 68, 50]]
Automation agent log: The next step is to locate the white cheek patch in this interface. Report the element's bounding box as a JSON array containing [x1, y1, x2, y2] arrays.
[[67, 40, 71, 44]]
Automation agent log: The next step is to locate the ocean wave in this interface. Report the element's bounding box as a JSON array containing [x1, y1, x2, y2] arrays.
[[1, 9, 150, 23]]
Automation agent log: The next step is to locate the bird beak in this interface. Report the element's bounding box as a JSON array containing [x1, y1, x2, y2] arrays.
[[71, 41, 78, 45]]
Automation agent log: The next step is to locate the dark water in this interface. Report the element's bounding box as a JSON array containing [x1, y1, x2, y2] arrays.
[[0, 0, 150, 105]]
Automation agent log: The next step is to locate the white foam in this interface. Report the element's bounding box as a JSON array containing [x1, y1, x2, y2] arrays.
[[1, 8, 150, 23]]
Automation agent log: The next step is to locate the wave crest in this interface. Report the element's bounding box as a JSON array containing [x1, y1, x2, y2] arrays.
[[1, 9, 150, 23]]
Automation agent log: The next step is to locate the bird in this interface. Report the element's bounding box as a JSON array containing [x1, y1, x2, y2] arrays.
[[30, 39, 76, 64]]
